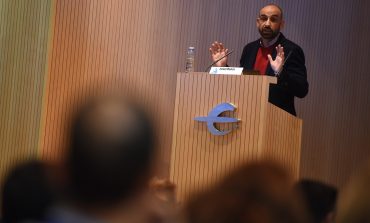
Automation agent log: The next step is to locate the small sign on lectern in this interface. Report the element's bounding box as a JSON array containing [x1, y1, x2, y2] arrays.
[[209, 67, 243, 75]]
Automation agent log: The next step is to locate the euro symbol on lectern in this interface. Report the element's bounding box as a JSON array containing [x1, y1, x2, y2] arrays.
[[194, 103, 240, 136]]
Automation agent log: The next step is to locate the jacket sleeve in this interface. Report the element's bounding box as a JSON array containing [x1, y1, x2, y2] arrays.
[[278, 45, 309, 98]]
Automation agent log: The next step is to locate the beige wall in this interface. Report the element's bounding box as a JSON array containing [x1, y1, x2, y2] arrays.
[[1, 0, 370, 188], [0, 0, 53, 182]]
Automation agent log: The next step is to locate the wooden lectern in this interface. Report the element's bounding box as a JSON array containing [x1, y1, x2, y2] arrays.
[[169, 72, 303, 201]]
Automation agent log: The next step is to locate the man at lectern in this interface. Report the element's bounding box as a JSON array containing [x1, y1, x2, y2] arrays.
[[209, 4, 308, 116]]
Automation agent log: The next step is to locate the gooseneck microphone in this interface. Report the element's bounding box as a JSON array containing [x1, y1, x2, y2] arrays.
[[205, 50, 234, 72]]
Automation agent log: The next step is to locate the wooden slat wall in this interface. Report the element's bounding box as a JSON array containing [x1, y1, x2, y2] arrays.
[[0, 0, 52, 183], [36, 0, 370, 188], [291, 1, 370, 186], [39, 0, 187, 172]]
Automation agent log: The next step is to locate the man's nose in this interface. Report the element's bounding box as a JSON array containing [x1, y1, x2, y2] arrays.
[[265, 18, 271, 26]]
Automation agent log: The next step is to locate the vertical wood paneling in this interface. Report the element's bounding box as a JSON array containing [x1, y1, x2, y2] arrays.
[[262, 104, 302, 179], [288, 0, 370, 187], [0, 0, 369, 200], [0, 0, 53, 183], [169, 73, 299, 201], [170, 73, 267, 200], [34, 0, 370, 191]]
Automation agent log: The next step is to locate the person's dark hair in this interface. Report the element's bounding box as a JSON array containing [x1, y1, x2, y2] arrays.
[[1, 160, 56, 223], [185, 161, 308, 223], [295, 179, 338, 223], [66, 97, 155, 206]]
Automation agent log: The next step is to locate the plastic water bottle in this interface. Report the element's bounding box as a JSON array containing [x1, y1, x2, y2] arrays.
[[185, 47, 195, 72]]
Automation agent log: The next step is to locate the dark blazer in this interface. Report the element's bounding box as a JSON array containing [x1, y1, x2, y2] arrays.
[[240, 33, 309, 116]]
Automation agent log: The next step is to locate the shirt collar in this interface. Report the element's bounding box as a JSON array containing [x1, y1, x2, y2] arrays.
[[260, 33, 281, 48]]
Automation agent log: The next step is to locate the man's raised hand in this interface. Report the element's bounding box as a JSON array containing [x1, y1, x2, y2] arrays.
[[209, 41, 228, 67], [268, 44, 285, 75]]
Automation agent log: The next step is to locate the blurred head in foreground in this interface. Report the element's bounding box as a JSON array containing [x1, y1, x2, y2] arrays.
[[185, 161, 308, 223], [337, 161, 370, 223], [1, 160, 56, 223], [66, 96, 155, 207], [295, 179, 337, 223]]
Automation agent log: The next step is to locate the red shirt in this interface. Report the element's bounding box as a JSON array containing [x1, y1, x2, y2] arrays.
[[253, 46, 273, 75]]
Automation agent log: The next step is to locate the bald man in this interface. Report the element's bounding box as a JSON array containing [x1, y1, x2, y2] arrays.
[[210, 4, 308, 116]]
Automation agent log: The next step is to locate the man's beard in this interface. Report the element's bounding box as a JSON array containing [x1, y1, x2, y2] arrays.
[[259, 27, 280, 40]]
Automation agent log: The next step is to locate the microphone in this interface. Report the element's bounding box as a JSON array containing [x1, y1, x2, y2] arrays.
[[275, 50, 292, 77], [205, 50, 234, 72]]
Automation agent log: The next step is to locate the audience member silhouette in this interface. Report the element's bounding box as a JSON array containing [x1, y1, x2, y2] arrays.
[[49, 97, 158, 223], [1, 160, 56, 223], [337, 161, 370, 223], [185, 161, 308, 223], [295, 179, 338, 223]]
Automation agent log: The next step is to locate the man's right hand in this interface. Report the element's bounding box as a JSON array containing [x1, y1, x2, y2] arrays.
[[209, 41, 228, 67]]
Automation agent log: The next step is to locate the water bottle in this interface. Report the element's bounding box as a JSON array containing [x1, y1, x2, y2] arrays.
[[185, 47, 195, 72]]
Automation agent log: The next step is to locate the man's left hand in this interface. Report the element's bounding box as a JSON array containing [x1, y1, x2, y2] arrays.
[[268, 44, 284, 75]]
